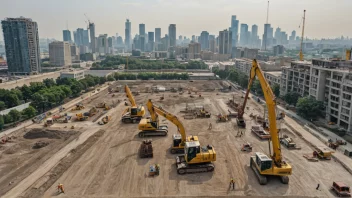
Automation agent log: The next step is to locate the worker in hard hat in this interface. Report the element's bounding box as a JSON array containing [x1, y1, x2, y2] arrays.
[[57, 183, 64, 193], [230, 178, 235, 190]]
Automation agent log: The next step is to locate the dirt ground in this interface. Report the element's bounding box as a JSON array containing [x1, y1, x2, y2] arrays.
[[3, 80, 352, 198]]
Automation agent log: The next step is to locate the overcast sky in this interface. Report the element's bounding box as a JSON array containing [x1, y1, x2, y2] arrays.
[[1, 0, 351, 40]]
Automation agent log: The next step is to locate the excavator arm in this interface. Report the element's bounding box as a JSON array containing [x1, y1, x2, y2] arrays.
[[125, 85, 136, 107], [243, 59, 283, 165], [147, 99, 186, 143]]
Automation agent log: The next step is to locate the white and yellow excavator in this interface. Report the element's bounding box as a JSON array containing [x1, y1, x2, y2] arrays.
[[137, 100, 168, 137], [242, 59, 292, 185], [145, 99, 216, 174], [122, 85, 145, 123]]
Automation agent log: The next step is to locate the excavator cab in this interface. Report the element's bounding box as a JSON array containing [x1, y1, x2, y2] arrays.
[[131, 108, 138, 116], [185, 141, 200, 162], [255, 152, 272, 172], [172, 134, 183, 148]]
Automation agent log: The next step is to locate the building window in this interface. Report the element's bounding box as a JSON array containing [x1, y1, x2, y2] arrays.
[[343, 93, 352, 100], [342, 100, 351, 108], [342, 108, 350, 115]]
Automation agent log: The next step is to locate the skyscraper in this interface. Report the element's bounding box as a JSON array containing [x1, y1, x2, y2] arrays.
[[83, 29, 89, 46], [155, 28, 161, 43], [148, 32, 154, 52], [240, 24, 249, 46], [168, 24, 176, 47], [274, 27, 282, 45], [262, 24, 271, 50], [74, 28, 85, 46], [251, 25, 258, 47], [1, 17, 41, 75], [230, 15, 239, 48], [89, 22, 96, 53], [125, 19, 131, 50], [200, 31, 209, 50], [289, 30, 296, 41], [219, 29, 232, 54], [63, 30, 72, 42], [139, 24, 145, 51], [192, 35, 196, 42]]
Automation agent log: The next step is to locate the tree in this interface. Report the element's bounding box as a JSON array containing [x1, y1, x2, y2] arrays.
[[43, 78, 56, 87], [272, 84, 280, 97], [107, 75, 115, 81], [20, 85, 32, 102], [3, 114, 12, 124], [0, 101, 6, 111], [9, 109, 21, 122], [22, 106, 37, 118], [0, 115, 4, 130], [296, 96, 324, 119], [284, 92, 301, 106], [5, 93, 20, 107]]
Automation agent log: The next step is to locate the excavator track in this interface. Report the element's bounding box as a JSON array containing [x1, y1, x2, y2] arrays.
[[250, 156, 268, 185], [138, 129, 168, 137], [121, 116, 142, 124], [176, 155, 214, 175]]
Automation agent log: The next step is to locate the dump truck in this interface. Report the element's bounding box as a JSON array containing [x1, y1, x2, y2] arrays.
[[139, 140, 153, 158], [313, 148, 333, 160]]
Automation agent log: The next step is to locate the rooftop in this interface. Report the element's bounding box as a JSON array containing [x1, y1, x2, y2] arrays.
[[265, 71, 282, 77], [188, 73, 215, 77]]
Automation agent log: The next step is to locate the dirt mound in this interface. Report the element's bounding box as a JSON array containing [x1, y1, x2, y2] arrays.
[[23, 129, 78, 140], [33, 141, 49, 149]]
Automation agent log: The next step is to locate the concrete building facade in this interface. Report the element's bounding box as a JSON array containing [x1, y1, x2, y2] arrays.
[[264, 71, 281, 87], [60, 70, 85, 80], [187, 42, 201, 59], [97, 34, 108, 54], [219, 29, 232, 55], [49, 41, 72, 66], [1, 17, 41, 75]]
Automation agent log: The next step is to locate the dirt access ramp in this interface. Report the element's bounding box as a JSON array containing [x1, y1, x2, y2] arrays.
[[0, 128, 79, 196]]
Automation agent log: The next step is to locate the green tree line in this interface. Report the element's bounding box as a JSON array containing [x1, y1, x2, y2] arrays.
[[92, 55, 208, 70], [0, 106, 37, 130]]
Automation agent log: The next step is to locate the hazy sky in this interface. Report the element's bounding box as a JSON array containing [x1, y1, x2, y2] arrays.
[[1, 0, 352, 40]]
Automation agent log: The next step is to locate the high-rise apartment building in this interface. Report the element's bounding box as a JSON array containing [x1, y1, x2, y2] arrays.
[[70, 44, 80, 61], [97, 34, 108, 54], [63, 30, 72, 42], [89, 22, 96, 53], [240, 24, 249, 46], [251, 25, 258, 47], [219, 29, 232, 54], [274, 27, 282, 45], [188, 42, 201, 59], [155, 28, 161, 43], [200, 31, 209, 50], [289, 30, 296, 42], [139, 24, 146, 52], [168, 24, 176, 47], [125, 19, 131, 50], [49, 41, 72, 66], [230, 15, 239, 48], [1, 17, 41, 75]]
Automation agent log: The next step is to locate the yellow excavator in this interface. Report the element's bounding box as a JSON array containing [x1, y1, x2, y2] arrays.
[[122, 85, 145, 123], [146, 99, 216, 174], [242, 59, 292, 185], [138, 100, 168, 137]]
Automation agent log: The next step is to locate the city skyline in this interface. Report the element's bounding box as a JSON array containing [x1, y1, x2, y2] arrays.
[[1, 0, 352, 41]]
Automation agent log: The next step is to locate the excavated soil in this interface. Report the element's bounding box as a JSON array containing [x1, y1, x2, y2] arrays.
[[23, 129, 77, 140]]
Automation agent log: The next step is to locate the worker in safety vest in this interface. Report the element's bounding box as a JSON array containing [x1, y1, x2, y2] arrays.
[[57, 183, 64, 193]]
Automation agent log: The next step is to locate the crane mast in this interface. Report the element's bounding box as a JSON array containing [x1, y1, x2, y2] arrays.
[[299, 10, 306, 61]]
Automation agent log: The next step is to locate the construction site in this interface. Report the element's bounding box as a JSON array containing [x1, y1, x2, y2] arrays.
[[1, 75, 352, 197]]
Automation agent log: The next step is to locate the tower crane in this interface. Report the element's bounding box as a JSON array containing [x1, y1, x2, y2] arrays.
[[299, 10, 306, 61]]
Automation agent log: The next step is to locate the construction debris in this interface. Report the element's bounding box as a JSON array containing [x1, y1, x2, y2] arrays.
[[139, 140, 153, 158], [251, 125, 270, 140]]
